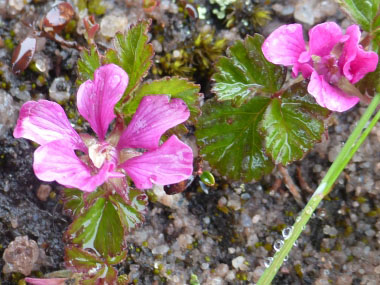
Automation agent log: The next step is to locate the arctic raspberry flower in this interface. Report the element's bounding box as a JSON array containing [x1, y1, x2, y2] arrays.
[[262, 22, 378, 112], [25, 277, 67, 285], [13, 64, 193, 192]]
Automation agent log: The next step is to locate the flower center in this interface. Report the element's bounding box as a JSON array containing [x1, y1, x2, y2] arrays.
[[88, 142, 118, 169], [313, 54, 341, 85]]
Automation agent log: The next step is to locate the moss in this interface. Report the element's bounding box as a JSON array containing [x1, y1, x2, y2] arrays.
[[76, 0, 106, 15], [294, 264, 303, 278], [205, 256, 211, 262], [4, 37, 14, 51], [356, 196, 367, 203], [142, 241, 148, 247], [251, 7, 271, 27], [264, 243, 272, 252], [153, 29, 227, 80]]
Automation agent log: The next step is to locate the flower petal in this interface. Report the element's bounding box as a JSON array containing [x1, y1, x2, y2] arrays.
[[347, 47, 378, 83], [339, 25, 378, 83], [262, 24, 306, 67], [13, 100, 86, 151], [77, 64, 128, 141], [118, 96, 190, 150], [308, 72, 359, 112], [120, 135, 193, 189], [25, 278, 67, 285], [33, 140, 112, 192], [309, 22, 342, 57]]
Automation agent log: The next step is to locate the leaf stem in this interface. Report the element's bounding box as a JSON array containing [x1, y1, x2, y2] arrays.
[[258, 92, 380, 285]]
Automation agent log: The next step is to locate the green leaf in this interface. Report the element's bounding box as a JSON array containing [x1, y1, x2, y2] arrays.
[[65, 197, 125, 257], [109, 188, 148, 233], [260, 82, 330, 165], [65, 246, 118, 284], [337, 0, 380, 31], [105, 20, 153, 100], [61, 189, 84, 218], [124, 77, 202, 122], [196, 97, 274, 181], [212, 34, 286, 105], [77, 45, 101, 84]]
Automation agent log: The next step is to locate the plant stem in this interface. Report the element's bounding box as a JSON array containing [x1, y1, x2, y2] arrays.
[[258, 92, 380, 285]]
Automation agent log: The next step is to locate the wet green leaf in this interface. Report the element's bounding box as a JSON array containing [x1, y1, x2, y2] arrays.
[[61, 189, 84, 218], [260, 82, 330, 165], [123, 77, 202, 122], [109, 188, 148, 233], [196, 97, 274, 181], [199, 171, 215, 186], [337, 0, 380, 31], [65, 197, 124, 257], [105, 20, 153, 100], [212, 34, 286, 105], [77, 45, 101, 84], [65, 246, 118, 284]]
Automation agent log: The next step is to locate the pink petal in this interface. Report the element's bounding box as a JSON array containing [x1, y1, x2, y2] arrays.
[[347, 47, 378, 83], [262, 24, 306, 68], [307, 72, 359, 112], [120, 135, 193, 189], [25, 278, 67, 285], [339, 25, 378, 83], [33, 140, 113, 192], [118, 96, 190, 150], [13, 100, 86, 151], [309, 22, 342, 57], [77, 64, 128, 141]]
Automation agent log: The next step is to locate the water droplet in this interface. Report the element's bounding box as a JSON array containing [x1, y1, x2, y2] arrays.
[[264, 257, 273, 268], [295, 215, 301, 223], [294, 240, 299, 247], [273, 239, 284, 252], [284, 255, 289, 262], [305, 206, 313, 215], [282, 227, 293, 239], [311, 213, 316, 219]]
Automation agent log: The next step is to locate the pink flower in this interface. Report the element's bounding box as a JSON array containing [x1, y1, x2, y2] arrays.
[[25, 277, 67, 285], [13, 64, 193, 192], [262, 22, 378, 112]]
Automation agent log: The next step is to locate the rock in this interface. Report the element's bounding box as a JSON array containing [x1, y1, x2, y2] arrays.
[[36, 184, 51, 202], [49, 77, 71, 103], [100, 12, 129, 39], [2, 236, 40, 275], [0, 90, 18, 139], [294, 0, 338, 26], [272, 3, 294, 18], [294, 0, 317, 26], [152, 244, 169, 255], [231, 256, 248, 270], [8, 0, 25, 16]]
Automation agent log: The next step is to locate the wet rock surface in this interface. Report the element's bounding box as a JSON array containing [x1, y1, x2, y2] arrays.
[[0, 0, 379, 284]]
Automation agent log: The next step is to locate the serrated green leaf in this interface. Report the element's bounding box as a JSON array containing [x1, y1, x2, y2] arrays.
[[65, 197, 124, 257], [77, 45, 101, 84], [260, 82, 330, 165], [338, 0, 380, 31], [123, 77, 202, 121], [109, 188, 148, 233], [212, 34, 286, 105], [65, 246, 118, 284], [105, 20, 153, 100], [196, 97, 274, 181]]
